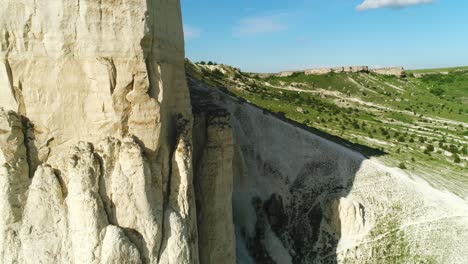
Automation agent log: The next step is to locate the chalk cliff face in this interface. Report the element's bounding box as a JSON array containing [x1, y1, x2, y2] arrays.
[[0, 0, 236, 263]]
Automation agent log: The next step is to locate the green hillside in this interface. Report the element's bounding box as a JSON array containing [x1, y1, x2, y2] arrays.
[[186, 61, 468, 196]]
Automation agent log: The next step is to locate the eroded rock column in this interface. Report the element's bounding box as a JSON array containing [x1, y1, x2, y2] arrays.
[[193, 110, 237, 264]]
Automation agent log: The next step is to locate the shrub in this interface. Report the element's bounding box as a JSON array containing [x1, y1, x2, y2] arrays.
[[380, 127, 389, 136], [352, 121, 360, 129], [277, 111, 286, 118], [462, 146, 467, 155], [430, 87, 445, 97], [399, 163, 407, 169], [212, 69, 224, 77], [426, 144, 435, 152], [448, 145, 458, 154], [453, 154, 461, 163]]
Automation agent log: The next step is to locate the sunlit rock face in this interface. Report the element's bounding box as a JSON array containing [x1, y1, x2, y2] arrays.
[[0, 0, 234, 263], [0, 0, 190, 155]]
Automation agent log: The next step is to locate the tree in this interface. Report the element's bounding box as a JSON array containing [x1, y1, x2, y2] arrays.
[[207, 61, 214, 65], [199, 61, 206, 65]]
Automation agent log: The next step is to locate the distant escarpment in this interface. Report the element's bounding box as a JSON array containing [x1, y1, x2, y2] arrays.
[[248, 66, 405, 78]]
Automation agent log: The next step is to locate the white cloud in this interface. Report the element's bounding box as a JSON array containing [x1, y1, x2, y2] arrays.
[[357, 0, 433, 11], [184, 25, 201, 40], [234, 15, 287, 36]]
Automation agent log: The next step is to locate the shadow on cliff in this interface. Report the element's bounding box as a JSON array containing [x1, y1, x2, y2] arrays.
[[188, 75, 384, 264]]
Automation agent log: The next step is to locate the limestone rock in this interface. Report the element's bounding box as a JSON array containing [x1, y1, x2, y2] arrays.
[[158, 119, 199, 264], [0, 110, 29, 263], [0, 0, 191, 157], [67, 142, 108, 264], [19, 165, 69, 263], [97, 136, 162, 263], [193, 110, 236, 264], [100, 225, 142, 264], [0, 0, 216, 263], [370, 67, 406, 77]]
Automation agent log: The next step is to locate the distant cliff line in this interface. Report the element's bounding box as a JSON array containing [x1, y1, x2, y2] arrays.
[[251, 66, 406, 78]]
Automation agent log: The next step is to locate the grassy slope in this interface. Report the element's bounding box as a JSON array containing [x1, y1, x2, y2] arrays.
[[407, 66, 468, 74], [186, 61, 468, 196]]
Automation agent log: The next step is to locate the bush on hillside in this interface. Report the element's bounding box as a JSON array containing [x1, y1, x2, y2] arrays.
[[426, 144, 435, 152], [430, 87, 445, 97]]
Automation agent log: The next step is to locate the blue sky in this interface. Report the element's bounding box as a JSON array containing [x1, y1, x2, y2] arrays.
[[181, 0, 468, 73]]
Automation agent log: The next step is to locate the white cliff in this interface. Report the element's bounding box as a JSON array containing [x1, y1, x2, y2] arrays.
[[0, 0, 236, 263]]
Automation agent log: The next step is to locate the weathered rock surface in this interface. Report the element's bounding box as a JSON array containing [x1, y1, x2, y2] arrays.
[[0, 0, 237, 263], [370, 67, 406, 77], [193, 109, 236, 264], [0, 110, 29, 263]]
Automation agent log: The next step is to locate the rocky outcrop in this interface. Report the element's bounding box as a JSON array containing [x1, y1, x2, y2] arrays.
[[193, 109, 236, 264], [370, 67, 406, 77], [258, 66, 407, 78], [0, 0, 190, 155], [304, 66, 369, 75], [0, 110, 29, 263], [0, 0, 238, 263]]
